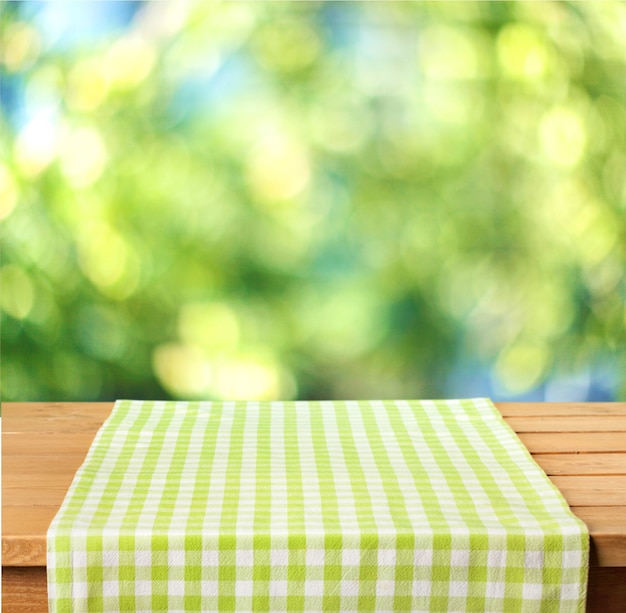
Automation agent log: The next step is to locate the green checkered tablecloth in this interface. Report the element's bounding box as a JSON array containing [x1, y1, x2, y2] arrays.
[[47, 398, 588, 612]]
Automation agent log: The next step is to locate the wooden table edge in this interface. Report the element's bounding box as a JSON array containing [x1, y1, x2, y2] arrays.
[[2, 401, 625, 568]]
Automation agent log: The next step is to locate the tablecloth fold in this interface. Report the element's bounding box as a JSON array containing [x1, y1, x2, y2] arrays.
[[48, 398, 588, 612]]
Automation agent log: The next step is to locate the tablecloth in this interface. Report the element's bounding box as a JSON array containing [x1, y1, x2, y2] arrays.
[[47, 398, 588, 612]]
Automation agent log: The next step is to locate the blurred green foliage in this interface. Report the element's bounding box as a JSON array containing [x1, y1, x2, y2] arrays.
[[1, 1, 625, 402]]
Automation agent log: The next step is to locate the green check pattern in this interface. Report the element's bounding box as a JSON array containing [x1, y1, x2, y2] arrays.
[[47, 398, 588, 612]]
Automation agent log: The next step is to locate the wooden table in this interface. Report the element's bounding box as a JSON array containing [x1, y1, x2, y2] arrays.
[[3, 402, 626, 612]]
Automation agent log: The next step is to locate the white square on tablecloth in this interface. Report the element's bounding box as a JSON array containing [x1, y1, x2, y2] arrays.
[[449, 581, 469, 597], [304, 580, 324, 596], [202, 549, 219, 567], [342, 549, 360, 566], [485, 581, 505, 598], [135, 580, 152, 596], [200, 580, 218, 596], [450, 549, 471, 567], [170, 580, 187, 596], [102, 581, 119, 597], [269, 580, 288, 597], [376, 580, 395, 596], [377, 549, 396, 566], [135, 550, 151, 567], [236, 549, 254, 566], [413, 580, 431, 597], [522, 583, 543, 600], [235, 580, 254, 596], [168, 550, 185, 567], [270, 549, 289, 566], [306, 549, 325, 566], [525, 550, 544, 568]]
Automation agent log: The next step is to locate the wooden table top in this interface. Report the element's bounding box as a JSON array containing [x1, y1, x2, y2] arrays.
[[3, 402, 626, 568]]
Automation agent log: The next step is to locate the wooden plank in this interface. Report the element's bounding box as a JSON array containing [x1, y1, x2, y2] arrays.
[[2, 402, 112, 433], [4, 486, 74, 508], [2, 505, 58, 538], [586, 567, 626, 613], [2, 412, 101, 569], [589, 534, 626, 567], [573, 507, 626, 567], [533, 453, 626, 476], [572, 506, 626, 535], [496, 402, 626, 417], [517, 432, 626, 453], [2, 432, 100, 456], [550, 476, 626, 506], [1, 566, 48, 613], [2, 455, 91, 479], [2, 506, 58, 567], [2, 535, 47, 568], [506, 416, 626, 433], [4, 401, 624, 421], [4, 472, 78, 495]]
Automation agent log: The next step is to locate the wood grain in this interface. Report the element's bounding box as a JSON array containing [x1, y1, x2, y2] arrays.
[[2, 506, 57, 567], [2, 455, 94, 481], [496, 402, 626, 417], [2, 535, 47, 568], [533, 453, 626, 476], [573, 506, 626, 532], [1, 567, 48, 613], [516, 431, 626, 453], [549, 476, 626, 506], [2, 405, 107, 569], [586, 567, 626, 613], [3, 432, 106, 456], [1, 507, 59, 538], [506, 416, 626, 432], [589, 534, 626, 567], [3, 402, 112, 433]]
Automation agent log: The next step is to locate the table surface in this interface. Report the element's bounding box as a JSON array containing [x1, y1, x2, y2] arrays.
[[3, 402, 626, 568]]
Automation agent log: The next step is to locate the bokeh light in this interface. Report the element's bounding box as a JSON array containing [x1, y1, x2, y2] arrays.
[[1, 0, 624, 402]]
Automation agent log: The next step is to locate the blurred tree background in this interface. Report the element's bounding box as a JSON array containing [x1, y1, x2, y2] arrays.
[[1, 1, 625, 403]]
